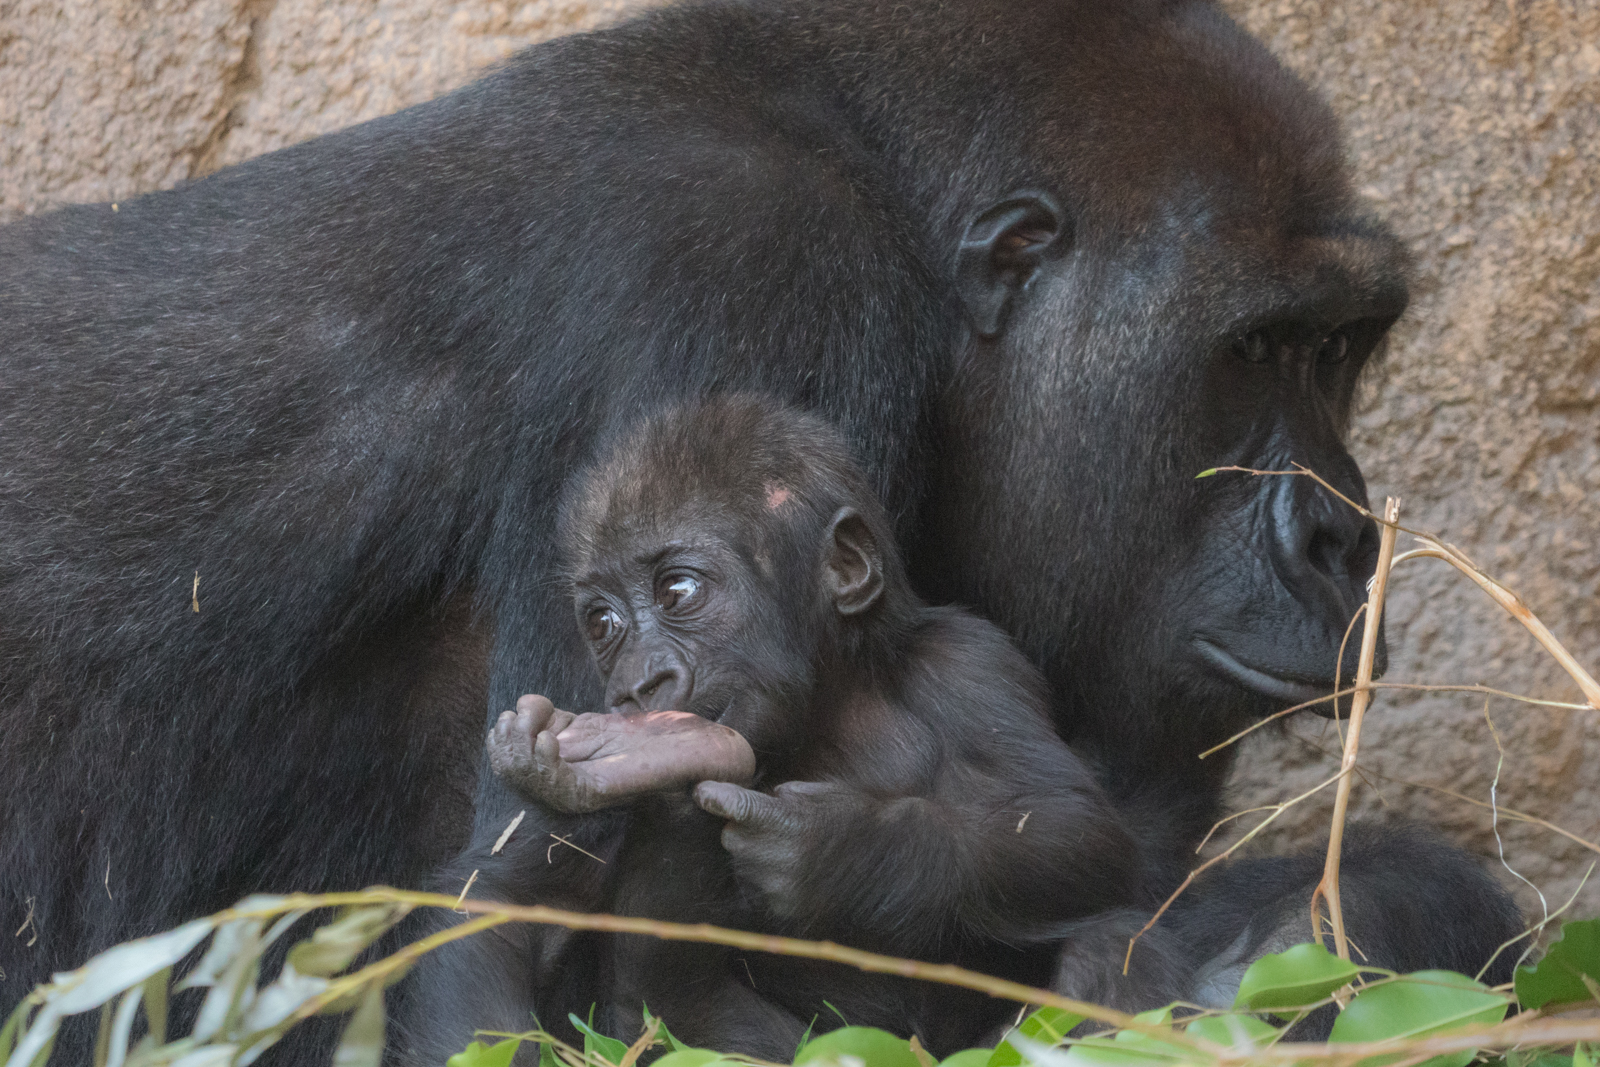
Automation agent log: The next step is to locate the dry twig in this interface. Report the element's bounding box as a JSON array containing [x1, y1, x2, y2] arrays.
[[1310, 496, 1401, 962]]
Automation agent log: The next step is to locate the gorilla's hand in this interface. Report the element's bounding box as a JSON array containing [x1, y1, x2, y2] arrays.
[[694, 779, 861, 922], [489, 694, 755, 813]]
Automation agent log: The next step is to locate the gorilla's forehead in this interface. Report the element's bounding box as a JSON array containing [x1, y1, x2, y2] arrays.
[[569, 499, 762, 579], [963, 2, 1358, 239]]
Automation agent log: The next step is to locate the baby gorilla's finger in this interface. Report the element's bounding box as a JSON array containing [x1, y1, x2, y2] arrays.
[[693, 781, 788, 830]]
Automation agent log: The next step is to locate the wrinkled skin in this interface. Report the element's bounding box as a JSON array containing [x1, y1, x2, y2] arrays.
[[399, 397, 1140, 1063], [487, 695, 756, 813], [0, 0, 1523, 1059]]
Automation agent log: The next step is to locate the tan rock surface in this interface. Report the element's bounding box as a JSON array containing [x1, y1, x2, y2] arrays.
[[1219, 0, 1600, 923], [4, 0, 1597, 919]]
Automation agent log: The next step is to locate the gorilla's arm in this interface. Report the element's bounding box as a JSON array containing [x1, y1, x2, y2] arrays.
[[695, 757, 1135, 955], [1165, 824, 1522, 1031], [1038, 823, 1524, 1036], [391, 803, 628, 1067], [400, 693, 759, 1067], [696, 613, 1140, 954]]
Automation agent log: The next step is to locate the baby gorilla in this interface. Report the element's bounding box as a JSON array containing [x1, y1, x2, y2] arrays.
[[487, 396, 1139, 1057]]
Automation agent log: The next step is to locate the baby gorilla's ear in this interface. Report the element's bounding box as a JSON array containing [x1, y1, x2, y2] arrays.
[[823, 507, 884, 616]]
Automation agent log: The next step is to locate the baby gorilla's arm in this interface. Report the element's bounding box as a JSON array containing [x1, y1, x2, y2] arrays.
[[488, 694, 756, 813]]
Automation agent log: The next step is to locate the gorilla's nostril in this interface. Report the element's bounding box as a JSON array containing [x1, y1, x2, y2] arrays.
[[1307, 528, 1346, 579], [634, 670, 678, 703]]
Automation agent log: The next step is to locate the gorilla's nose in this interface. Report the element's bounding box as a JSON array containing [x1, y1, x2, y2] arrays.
[[1302, 493, 1378, 600], [1268, 472, 1388, 681], [611, 652, 691, 712]]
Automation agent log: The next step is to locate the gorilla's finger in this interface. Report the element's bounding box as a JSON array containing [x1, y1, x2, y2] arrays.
[[694, 781, 786, 829]]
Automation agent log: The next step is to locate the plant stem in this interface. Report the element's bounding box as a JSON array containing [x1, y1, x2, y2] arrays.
[[1313, 496, 1401, 962]]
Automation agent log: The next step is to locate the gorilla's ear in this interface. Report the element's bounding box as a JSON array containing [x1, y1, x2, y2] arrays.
[[956, 192, 1067, 339], [823, 507, 884, 616]]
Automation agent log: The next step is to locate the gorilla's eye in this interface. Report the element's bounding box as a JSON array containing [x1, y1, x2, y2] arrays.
[[1317, 330, 1350, 365], [1232, 331, 1272, 363], [657, 574, 700, 612], [586, 607, 624, 645]]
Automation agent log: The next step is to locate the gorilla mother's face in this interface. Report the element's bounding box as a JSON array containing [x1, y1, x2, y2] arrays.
[[920, 0, 1404, 746]]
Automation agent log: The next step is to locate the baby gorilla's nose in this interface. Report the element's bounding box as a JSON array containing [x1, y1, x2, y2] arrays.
[[610, 649, 691, 712]]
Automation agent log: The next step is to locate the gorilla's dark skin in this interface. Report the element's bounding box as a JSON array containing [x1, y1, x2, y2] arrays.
[[0, 0, 1519, 1057], [400, 397, 1139, 1061]]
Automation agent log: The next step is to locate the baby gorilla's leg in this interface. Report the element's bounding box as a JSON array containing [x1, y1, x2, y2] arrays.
[[489, 695, 756, 813], [487, 694, 578, 793]]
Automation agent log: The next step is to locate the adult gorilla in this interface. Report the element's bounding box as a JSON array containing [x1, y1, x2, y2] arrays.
[[0, 0, 1515, 1048]]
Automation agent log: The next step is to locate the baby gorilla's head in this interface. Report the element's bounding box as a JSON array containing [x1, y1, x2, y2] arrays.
[[558, 395, 917, 752]]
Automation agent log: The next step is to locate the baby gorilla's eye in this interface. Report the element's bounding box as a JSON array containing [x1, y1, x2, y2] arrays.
[[586, 607, 624, 645], [657, 574, 700, 611]]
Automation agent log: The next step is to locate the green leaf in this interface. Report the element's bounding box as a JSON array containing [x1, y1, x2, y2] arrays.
[[286, 905, 404, 978], [794, 1026, 922, 1067], [539, 1036, 562, 1067], [162, 1047, 234, 1067], [650, 1051, 732, 1067], [104, 985, 147, 1067], [642, 1004, 684, 1054], [988, 1007, 1084, 1067], [8, 919, 215, 1067], [1516, 919, 1600, 1009], [142, 967, 172, 1046], [184, 916, 270, 1042], [636, 1007, 729, 1067], [1195, 469, 1220, 479], [448, 1039, 523, 1067], [1329, 970, 1509, 1067], [331, 982, 386, 1067], [94, 1001, 114, 1067], [1512, 1055, 1574, 1067], [1183, 1014, 1279, 1047], [1054, 1010, 1188, 1067], [1234, 942, 1361, 1011], [796, 1017, 818, 1061], [0, 998, 33, 1063], [568, 1012, 629, 1065], [58, 919, 216, 1018], [1578, 1044, 1595, 1067], [940, 1051, 995, 1067]]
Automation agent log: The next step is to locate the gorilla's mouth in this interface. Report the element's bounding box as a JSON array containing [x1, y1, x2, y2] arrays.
[[1193, 639, 1331, 706]]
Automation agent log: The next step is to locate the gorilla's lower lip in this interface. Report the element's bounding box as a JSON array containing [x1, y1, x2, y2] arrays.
[[1193, 639, 1331, 706]]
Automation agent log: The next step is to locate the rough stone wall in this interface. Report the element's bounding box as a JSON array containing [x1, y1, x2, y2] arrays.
[[4, 0, 1597, 918], [0, 0, 637, 215], [1217, 0, 1600, 923]]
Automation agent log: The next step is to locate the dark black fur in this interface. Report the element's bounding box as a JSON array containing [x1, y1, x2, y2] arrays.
[[399, 396, 1139, 1061], [0, 0, 1519, 1057], [1046, 825, 1523, 1037]]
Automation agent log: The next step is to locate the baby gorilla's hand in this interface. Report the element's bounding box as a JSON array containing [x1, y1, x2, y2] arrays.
[[693, 779, 861, 923], [488, 694, 756, 813]]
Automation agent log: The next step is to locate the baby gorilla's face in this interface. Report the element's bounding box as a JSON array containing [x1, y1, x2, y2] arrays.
[[572, 523, 814, 750]]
